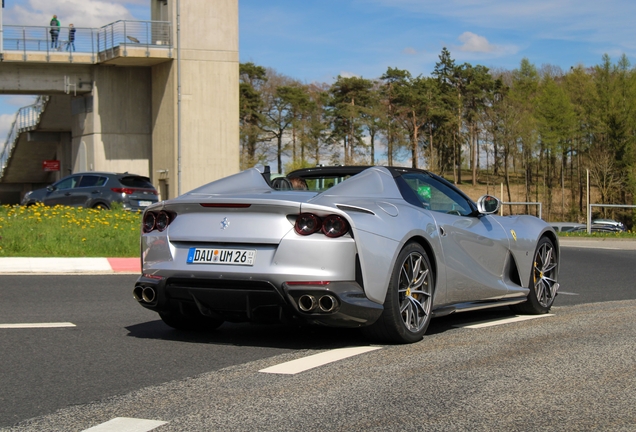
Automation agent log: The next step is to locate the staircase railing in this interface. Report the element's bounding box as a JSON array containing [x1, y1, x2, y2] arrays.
[[0, 96, 49, 179]]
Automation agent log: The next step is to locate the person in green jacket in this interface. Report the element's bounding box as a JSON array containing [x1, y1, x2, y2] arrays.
[[50, 15, 60, 49]]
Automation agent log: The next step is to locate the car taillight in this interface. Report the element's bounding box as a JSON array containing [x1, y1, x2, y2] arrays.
[[294, 213, 349, 238], [142, 212, 156, 233], [294, 213, 322, 235], [111, 187, 135, 194], [112, 187, 158, 195], [143, 210, 175, 233], [155, 211, 170, 231], [322, 215, 349, 238]]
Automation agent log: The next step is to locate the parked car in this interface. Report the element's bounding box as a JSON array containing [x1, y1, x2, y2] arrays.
[[21, 172, 158, 211], [550, 222, 586, 233], [592, 218, 625, 231], [134, 166, 559, 344], [569, 224, 625, 233]]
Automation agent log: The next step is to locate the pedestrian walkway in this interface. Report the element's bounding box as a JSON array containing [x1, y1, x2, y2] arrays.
[[0, 257, 140, 274], [559, 237, 636, 250]]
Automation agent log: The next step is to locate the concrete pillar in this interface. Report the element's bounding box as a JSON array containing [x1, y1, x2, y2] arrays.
[[72, 66, 152, 176], [151, 0, 239, 198]]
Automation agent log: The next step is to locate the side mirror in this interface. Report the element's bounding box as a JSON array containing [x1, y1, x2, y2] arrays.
[[477, 195, 501, 214], [46, 185, 55, 192]]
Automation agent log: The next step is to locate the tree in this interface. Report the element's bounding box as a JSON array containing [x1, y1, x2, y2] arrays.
[[328, 76, 374, 164], [239, 62, 268, 169]]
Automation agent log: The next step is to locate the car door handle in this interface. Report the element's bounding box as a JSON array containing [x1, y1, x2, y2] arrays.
[[91, 190, 100, 194], [64, 192, 72, 196]]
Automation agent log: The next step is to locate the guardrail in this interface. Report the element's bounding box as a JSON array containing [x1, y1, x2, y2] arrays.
[[3, 20, 171, 62], [0, 96, 49, 179]]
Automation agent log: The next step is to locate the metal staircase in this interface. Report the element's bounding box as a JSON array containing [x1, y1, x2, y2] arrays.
[[0, 96, 49, 180]]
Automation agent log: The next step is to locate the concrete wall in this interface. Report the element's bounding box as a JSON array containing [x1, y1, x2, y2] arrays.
[[151, 0, 239, 198], [0, 63, 93, 95], [0, 0, 239, 202], [72, 66, 152, 176]]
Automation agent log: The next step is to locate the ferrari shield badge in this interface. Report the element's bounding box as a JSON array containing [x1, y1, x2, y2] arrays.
[[220, 217, 230, 230], [510, 229, 517, 241]]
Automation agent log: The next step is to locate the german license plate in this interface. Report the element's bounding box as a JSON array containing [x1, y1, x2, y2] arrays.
[[138, 200, 153, 207], [186, 248, 256, 266]]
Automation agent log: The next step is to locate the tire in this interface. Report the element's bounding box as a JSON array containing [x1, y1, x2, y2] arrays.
[[363, 242, 434, 344], [510, 237, 558, 315], [159, 312, 224, 332]]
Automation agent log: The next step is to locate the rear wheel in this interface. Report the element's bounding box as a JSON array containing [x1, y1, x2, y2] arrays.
[[363, 242, 434, 344], [159, 312, 224, 331], [92, 202, 110, 210], [510, 237, 558, 314]]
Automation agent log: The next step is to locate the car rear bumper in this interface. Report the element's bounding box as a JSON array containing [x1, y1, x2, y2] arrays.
[[133, 275, 383, 328]]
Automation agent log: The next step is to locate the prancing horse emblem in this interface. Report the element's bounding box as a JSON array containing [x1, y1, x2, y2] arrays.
[[220, 217, 230, 230]]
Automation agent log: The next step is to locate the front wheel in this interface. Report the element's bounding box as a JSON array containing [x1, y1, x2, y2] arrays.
[[510, 237, 558, 314], [363, 242, 434, 344]]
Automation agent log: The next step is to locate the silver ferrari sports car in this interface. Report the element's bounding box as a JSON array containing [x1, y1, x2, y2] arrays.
[[134, 166, 559, 344]]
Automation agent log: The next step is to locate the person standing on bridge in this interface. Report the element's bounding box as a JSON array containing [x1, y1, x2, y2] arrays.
[[66, 24, 76, 51], [50, 15, 60, 49]]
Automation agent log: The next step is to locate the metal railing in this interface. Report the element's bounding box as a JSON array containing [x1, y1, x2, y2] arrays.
[[97, 20, 172, 57], [0, 96, 49, 179], [500, 201, 543, 219], [3, 25, 97, 61], [3, 20, 171, 62]]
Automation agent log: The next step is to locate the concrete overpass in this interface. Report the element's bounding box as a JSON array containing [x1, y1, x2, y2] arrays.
[[0, 0, 239, 204]]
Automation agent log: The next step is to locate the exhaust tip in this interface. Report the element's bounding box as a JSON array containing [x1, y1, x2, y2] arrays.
[[298, 294, 317, 312], [318, 295, 338, 313], [133, 286, 144, 302], [142, 287, 156, 303]]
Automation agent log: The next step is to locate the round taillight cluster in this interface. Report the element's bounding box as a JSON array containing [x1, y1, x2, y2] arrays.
[[294, 213, 350, 238], [143, 210, 174, 233]]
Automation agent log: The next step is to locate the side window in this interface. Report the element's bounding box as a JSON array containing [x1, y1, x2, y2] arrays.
[[55, 176, 79, 190], [78, 175, 107, 188], [400, 173, 473, 216]]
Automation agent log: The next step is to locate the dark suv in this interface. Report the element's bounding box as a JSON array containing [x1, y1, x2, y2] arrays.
[[21, 172, 158, 211]]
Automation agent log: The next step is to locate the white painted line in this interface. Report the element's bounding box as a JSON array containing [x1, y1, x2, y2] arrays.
[[82, 417, 167, 432], [0, 322, 76, 329], [454, 314, 555, 329], [260, 346, 382, 375], [557, 291, 580, 296]]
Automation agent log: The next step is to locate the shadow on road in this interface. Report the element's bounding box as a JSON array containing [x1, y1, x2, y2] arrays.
[[125, 319, 370, 350], [126, 306, 522, 349]]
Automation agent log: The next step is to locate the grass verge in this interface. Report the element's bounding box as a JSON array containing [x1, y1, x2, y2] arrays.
[[0, 203, 141, 257], [0, 203, 634, 258]]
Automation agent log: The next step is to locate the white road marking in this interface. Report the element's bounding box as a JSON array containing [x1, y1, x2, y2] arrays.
[[0, 322, 76, 329], [454, 314, 555, 329], [557, 291, 580, 296], [81, 417, 167, 432], [260, 346, 382, 375]]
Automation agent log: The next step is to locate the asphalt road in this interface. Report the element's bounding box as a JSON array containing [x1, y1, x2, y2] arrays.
[[1, 247, 635, 430]]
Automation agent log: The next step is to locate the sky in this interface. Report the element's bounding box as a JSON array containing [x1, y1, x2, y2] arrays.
[[2, 0, 636, 141]]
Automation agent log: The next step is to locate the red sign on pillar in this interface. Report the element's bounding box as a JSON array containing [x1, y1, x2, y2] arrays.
[[43, 160, 60, 172]]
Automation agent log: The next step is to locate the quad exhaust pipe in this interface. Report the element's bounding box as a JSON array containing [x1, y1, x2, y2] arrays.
[[297, 294, 338, 313], [318, 295, 337, 313], [298, 294, 317, 312], [133, 286, 157, 304]]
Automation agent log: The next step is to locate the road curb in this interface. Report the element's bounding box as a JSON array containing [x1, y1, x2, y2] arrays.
[[0, 257, 140, 274]]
